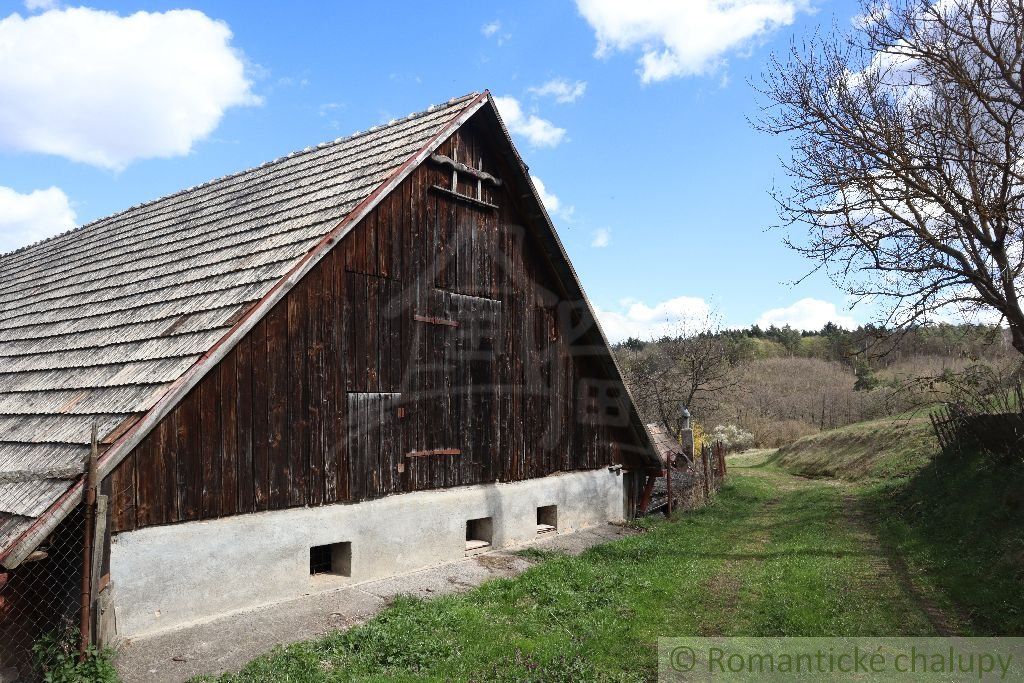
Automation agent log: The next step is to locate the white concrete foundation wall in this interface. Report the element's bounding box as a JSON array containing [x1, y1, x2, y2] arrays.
[[109, 468, 625, 637]]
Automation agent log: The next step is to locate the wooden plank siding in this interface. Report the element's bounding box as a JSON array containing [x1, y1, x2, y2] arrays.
[[104, 118, 645, 533]]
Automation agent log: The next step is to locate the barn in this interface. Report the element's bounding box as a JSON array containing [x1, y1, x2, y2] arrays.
[[0, 91, 659, 671]]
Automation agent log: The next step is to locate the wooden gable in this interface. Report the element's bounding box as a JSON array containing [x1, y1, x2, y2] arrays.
[[105, 107, 653, 533]]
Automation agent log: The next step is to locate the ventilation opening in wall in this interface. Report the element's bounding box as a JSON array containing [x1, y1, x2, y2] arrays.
[[537, 505, 557, 535], [465, 517, 493, 552], [309, 542, 352, 577]]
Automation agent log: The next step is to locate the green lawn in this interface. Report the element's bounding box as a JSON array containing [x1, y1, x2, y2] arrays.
[[762, 417, 1024, 637], [200, 463, 939, 682], [734, 475, 932, 637], [190, 416, 1024, 682]]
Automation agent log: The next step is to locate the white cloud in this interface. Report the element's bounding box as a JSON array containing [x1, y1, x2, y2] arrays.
[[318, 102, 344, 118], [575, 0, 810, 82], [756, 298, 858, 331], [591, 228, 611, 248], [529, 78, 588, 104], [596, 295, 711, 342], [481, 19, 511, 45], [24, 0, 58, 10], [532, 175, 560, 213], [0, 186, 76, 253], [492, 95, 566, 148], [0, 7, 259, 170], [531, 174, 576, 221]]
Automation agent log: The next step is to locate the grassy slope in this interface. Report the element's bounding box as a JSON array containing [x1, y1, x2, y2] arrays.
[[201, 472, 927, 682], [768, 416, 937, 481], [864, 455, 1024, 635], [765, 418, 1024, 635]]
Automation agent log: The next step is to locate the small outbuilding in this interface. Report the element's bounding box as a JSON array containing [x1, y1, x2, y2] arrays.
[[0, 92, 660, 672]]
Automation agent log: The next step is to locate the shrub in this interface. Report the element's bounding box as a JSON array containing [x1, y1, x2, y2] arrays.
[[692, 420, 706, 453], [709, 424, 755, 451], [854, 360, 880, 391], [32, 626, 119, 683], [766, 420, 820, 448]]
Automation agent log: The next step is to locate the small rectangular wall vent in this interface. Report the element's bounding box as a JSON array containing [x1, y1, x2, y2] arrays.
[[537, 505, 557, 535], [310, 542, 352, 577], [466, 517, 493, 552]]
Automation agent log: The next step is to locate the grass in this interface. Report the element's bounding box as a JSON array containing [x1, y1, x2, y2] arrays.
[[863, 452, 1024, 635], [196, 418, 1024, 680], [768, 416, 1024, 635], [733, 477, 931, 637], [722, 449, 775, 468], [201, 466, 938, 682], [199, 480, 762, 682], [767, 415, 937, 481]]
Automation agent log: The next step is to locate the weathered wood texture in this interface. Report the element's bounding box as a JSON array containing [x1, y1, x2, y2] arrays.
[[106, 117, 645, 532]]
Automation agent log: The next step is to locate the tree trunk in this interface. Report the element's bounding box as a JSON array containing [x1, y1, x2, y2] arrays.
[[1009, 319, 1024, 357]]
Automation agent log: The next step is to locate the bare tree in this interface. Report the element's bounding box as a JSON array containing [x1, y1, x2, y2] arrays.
[[618, 315, 736, 435], [759, 0, 1024, 355]]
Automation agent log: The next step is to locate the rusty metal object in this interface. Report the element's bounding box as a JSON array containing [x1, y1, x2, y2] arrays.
[[637, 472, 659, 515], [413, 314, 460, 327], [406, 449, 461, 458]]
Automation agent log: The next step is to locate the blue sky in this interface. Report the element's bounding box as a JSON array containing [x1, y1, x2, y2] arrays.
[[0, 0, 867, 340]]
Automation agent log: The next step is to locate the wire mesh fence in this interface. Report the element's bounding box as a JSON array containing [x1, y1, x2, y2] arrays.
[[0, 501, 85, 683]]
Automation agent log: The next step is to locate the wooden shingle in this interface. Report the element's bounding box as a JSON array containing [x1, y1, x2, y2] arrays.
[[0, 95, 480, 557]]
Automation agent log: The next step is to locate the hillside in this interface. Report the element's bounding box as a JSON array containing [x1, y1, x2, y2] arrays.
[[615, 322, 1014, 449], [768, 416, 938, 481]]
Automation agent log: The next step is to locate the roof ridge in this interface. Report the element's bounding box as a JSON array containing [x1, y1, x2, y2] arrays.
[[0, 92, 479, 262]]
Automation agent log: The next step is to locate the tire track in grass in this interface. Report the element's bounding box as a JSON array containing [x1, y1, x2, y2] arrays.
[[841, 494, 960, 636], [699, 496, 780, 635], [695, 464, 809, 636], [707, 464, 936, 636], [700, 465, 828, 636]]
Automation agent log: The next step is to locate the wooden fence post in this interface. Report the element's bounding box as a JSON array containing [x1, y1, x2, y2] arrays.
[[701, 444, 711, 501], [79, 425, 99, 660]]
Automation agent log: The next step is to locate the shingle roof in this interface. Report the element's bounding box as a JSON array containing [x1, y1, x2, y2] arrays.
[[0, 93, 480, 557], [645, 423, 683, 465]]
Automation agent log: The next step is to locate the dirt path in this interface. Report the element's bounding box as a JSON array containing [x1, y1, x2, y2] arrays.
[[699, 465, 815, 634], [700, 495, 778, 634], [705, 461, 964, 636]]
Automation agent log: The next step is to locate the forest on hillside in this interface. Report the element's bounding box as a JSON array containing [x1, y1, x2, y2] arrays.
[[614, 323, 1016, 448]]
